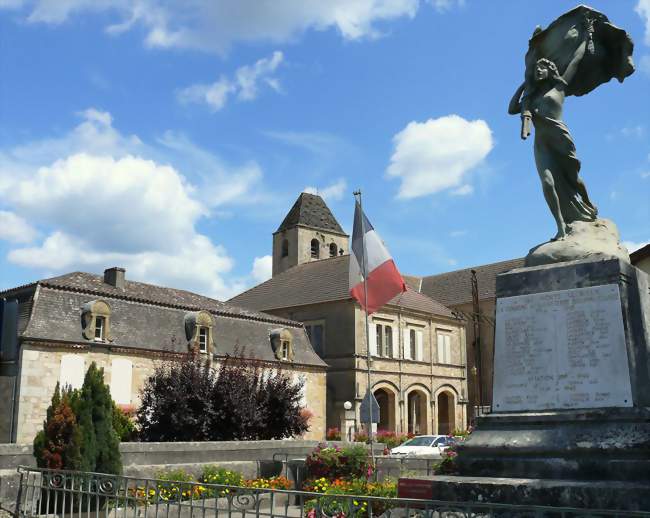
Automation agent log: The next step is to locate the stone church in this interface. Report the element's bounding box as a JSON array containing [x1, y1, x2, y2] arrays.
[[0, 267, 327, 443], [230, 193, 469, 435]]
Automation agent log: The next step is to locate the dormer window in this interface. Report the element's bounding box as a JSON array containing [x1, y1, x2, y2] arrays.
[[270, 328, 294, 362], [310, 239, 320, 259], [81, 300, 112, 343], [184, 311, 215, 357], [198, 327, 209, 353], [94, 316, 106, 341], [329, 243, 337, 257]]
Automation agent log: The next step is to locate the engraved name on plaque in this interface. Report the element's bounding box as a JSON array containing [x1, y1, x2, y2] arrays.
[[493, 284, 632, 411]]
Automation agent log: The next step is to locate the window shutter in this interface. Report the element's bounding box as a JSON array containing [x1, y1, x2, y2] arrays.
[[60, 355, 85, 390], [445, 335, 452, 364], [392, 326, 399, 358], [437, 334, 444, 363], [110, 358, 133, 405], [369, 324, 378, 356], [416, 330, 424, 361], [403, 328, 411, 359]]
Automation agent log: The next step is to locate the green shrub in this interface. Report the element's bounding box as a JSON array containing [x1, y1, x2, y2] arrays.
[[76, 363, 122, 475], [305, 444, 371, 481], [112, 404, 137, 442], [33, 383, 83, 470]]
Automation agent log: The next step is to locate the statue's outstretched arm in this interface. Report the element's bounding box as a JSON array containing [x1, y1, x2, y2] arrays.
[[508, 82, 525, 115], [562, 20, 593, 86]]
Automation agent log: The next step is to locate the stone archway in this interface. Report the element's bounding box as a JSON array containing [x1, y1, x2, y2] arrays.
[[437, 391, 455, 435], [374, 387, 396, 432], [406, 389, 428, 435]]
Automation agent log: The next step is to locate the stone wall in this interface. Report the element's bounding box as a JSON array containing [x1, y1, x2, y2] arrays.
[[13, 344, 326, 444]]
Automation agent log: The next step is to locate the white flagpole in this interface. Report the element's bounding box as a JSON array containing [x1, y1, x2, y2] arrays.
[[353, 189, 375, 468]]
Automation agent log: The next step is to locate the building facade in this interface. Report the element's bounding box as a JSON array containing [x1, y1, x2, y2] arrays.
[[230, 193, 469, 435], [0, 268, 327, 443]]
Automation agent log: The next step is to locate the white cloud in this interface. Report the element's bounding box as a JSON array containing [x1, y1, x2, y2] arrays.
[[451, 184, 473, 196], [449, 229, 467, 238], [178, 51, 283, 111], [303, 178, 347, 201], [0, 210, 38, 243], [250, 255, 272, 283], [623, 240, 649, 253], [640, 55, 650, 77], [637, 0, 650, 45], [386, 115, 493, 199], [0, 0, 464, 53], [0, 109, 265, 299]]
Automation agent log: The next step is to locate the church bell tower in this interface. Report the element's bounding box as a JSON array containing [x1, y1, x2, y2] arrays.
[[272, 193, 349, 277]]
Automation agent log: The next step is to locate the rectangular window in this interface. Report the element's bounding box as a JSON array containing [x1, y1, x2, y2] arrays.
[[384, 325, 393, 358], [409, 329, 416, 360], [375, 324, 383, 357], [437, 333, 452, 364], [198, 327, 208, 353], [94, 316, 105, 341], [281, 341, 290, 360]]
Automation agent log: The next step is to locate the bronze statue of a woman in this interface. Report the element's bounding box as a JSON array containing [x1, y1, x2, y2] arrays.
[[508, 5, 634, 249], [509, 20, 598, 241]]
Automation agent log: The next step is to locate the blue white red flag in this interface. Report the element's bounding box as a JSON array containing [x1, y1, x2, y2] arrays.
[[349, 201, 406, 314]]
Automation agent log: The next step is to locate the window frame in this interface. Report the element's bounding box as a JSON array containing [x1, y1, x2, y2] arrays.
[[281, 239, 289, 258], [281, 340, 290, 360], [329, 243, 338, 257], [305, 321, 325, 356], [198, 326, 209, 353], [94, 315, 105, 341], [437, 331, 452, 364]]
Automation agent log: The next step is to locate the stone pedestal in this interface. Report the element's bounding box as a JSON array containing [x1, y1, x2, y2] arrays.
[[455, 258, 650, 508]]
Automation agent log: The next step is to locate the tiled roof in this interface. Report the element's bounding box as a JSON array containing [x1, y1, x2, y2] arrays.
[[631, 243, 650, 264], [276, 192, 347, 235], [229, 255, 454, 318], [0, 272, 298, 327], [417, 258, 526, 307]]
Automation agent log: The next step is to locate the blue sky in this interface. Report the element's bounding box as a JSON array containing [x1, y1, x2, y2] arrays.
[[0, 0, 648, 299]]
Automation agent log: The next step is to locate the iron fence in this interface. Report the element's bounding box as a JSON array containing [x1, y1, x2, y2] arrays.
[[14, 466, 650, 518]]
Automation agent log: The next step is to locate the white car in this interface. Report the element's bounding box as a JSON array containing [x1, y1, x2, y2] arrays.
[[389, 435, 456, 456]]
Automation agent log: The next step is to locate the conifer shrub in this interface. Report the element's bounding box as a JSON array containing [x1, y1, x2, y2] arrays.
[[137, 353, 309, 442], [33, 383, 82, 470]]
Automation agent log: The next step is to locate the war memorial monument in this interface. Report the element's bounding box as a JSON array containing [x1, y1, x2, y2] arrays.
[[404, 5, 650, 511]]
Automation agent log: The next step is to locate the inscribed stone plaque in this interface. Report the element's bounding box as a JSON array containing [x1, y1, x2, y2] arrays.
[[493, 284, 632, 411]]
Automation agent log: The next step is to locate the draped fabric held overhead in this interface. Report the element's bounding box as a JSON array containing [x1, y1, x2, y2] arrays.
[[524, 5, 635, 97]]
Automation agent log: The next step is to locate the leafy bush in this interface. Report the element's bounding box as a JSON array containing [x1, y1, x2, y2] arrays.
[[304, 477, 397, 517], [305, 444, 371, 481], [353, 431, 368, 443], [112, 404, 137, 442], [33, 384, 83, 470], [374, 430, 411, 449], [245, 476, 292, 490], [137, 354, 308, 442], [326, 428, 342, 440]]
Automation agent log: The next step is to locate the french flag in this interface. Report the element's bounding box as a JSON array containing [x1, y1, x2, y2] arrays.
[[349, 201, 407, 315]]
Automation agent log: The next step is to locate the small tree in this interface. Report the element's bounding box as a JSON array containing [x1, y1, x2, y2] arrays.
[[33, 383, 82, 470], [137, 353, 309, 442], [75, 363, 122, 474]]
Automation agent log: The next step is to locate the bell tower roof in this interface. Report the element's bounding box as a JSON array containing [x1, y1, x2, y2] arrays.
[[275, 192, 348, 236]]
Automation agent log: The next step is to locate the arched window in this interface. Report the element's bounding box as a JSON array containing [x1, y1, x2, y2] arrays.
[[329, 243, 337, 257], [270, 328, 294, 362], [281, 239, 289, 257], [310, 239, 320, 258]]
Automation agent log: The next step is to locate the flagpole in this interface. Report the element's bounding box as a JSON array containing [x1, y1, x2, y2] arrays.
[[353, 189, 375, 468]]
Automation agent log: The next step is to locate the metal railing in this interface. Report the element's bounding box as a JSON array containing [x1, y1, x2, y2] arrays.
[[14, 466, 650, 518]]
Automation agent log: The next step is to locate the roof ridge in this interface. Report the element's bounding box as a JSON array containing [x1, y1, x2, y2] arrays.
[[421, 257, 525, 279]]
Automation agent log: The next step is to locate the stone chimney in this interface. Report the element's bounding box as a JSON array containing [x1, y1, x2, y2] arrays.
[[104, 267, 126, 290]]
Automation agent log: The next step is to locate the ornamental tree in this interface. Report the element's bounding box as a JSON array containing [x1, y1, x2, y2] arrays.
[[137, 353, 309, 442]]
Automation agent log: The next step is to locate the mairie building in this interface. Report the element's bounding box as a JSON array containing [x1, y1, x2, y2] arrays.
[[229, 193, 469, 435], [0, 268, 327, 443]]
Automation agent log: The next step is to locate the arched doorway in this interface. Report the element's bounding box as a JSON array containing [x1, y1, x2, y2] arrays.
[[437, 391, 455, 435], [406, 390, 428, 435], [374, 388, 396, 432]]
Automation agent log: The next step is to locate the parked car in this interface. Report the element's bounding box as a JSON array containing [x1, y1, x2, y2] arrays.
[[389, 435, 456, 456]]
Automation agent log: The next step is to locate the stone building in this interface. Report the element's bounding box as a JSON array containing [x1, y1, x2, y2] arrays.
[[631, 243, 650, 275], [230, 193, 469, 435], [0, 268, 327, 444], [407, 259, 524, 420]]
